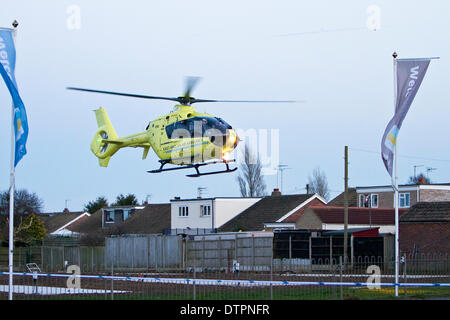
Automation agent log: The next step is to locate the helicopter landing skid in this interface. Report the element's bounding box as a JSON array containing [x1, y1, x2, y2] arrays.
[[148, 159, 237, 178]]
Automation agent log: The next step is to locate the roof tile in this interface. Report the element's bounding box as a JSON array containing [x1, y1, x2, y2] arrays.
[[219, 194, 317, 232]]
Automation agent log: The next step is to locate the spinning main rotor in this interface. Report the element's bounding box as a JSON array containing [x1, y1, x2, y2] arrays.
[[67, 76, 301, 106]]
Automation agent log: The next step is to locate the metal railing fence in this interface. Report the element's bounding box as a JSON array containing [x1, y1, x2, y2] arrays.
[[0, 255, 448, 300]]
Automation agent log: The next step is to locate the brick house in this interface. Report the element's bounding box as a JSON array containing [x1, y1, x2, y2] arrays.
[[327, 188, 358, 206], [296, 206, 408, 234], [400, 202, 450, 255], [329, 184, 450, 209]]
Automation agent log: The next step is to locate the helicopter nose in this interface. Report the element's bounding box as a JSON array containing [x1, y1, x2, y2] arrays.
[[226, 130, 239, 149]]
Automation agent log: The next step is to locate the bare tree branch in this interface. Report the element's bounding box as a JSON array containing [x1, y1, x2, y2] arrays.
[[236, 145, 267, 197], [0, 189, 44, 215], [307, 167, 330, 200], [14, 216, 34, 237]]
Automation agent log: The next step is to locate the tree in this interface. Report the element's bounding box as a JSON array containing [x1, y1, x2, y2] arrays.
[[112, 194, 139, 206], [84, 196, 108, 214], [0, 213, 47, 244], [236, 145, 267, 197], [307, 167, 330, 200], [0, 189, 44, 215], [407, 173, 431, 185], [18, 213, 47, 244]]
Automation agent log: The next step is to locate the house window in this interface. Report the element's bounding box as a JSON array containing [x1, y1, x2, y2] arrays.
[[105, 210, 114, 222], [371, 194, 379, 208], [399, 193, 410, 208], [360, 194, 371, 207], [359, 195, 365, 207], [359, 194, 378, 208], [200, 205, 211, 217], [178, 206, 189, 217]]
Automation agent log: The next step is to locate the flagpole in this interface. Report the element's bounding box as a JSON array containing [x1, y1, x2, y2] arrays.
[[8, 19, 18, 301], [392, 51, 399, 297]]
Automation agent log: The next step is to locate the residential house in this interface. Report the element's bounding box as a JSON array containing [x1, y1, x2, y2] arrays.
[[327, 188, 358, 206], [113, 204, 171, 234], [218, 191, 327, 232], [295, 206, 408, 234], [400, 202, 450, 255], [68, 204, 170, 236], [44, 211, 90, 236], [68, 209, 104, 235], [170, 196, 261, 234], [101, 205, 145, 229], [328, 184, 450, 209]]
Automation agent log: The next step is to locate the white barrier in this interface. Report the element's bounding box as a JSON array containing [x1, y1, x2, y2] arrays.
[[1, 271, 449, 288]]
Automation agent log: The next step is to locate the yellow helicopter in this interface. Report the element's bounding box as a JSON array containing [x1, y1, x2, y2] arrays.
[[68, 77, 296, 177]]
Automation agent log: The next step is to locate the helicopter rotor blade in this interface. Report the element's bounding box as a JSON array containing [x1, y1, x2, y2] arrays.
[[184, 76, 201, 98], [67, 86, 304, 105], [191, 98, 304, 103], [67, 87, 181, 103]]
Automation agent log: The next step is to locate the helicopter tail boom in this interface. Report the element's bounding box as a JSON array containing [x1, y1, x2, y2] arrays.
[[91, 107, 150, 167]]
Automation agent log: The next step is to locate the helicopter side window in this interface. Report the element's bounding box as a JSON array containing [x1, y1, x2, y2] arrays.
[[166, 119, 192, 139], [165, 123, 175, 138], [188, 120, 195, 135], [166, 117, 229, 139]]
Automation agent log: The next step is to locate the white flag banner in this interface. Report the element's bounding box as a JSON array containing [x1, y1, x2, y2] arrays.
[[381, 58, 432, 177]]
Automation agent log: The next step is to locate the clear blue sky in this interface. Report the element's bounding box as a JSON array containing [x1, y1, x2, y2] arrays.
[[1, 1, 449, 212]]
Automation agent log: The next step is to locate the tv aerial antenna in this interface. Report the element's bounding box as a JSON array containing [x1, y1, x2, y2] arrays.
[[276, 164, 291, 194], [198, 187, 207, 198]]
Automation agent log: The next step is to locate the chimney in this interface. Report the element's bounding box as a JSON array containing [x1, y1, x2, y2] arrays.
[[271, 188, 282, 197], [63, 208, 70, 214]]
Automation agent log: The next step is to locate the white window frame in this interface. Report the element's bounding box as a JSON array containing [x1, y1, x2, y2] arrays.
[[399, 193, 410, 208], [370, 194, 379, 208], [200, 205, 211, 217], [359, 194, 365, 207], [359, 194, 372, 208], [178, 206, 189, 217]]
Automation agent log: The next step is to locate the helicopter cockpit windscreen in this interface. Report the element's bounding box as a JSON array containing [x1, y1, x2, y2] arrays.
[[214, 117, 232, 130]]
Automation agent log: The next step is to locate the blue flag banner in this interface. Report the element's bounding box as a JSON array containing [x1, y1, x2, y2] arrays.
[[0, 28, 28, 166]]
